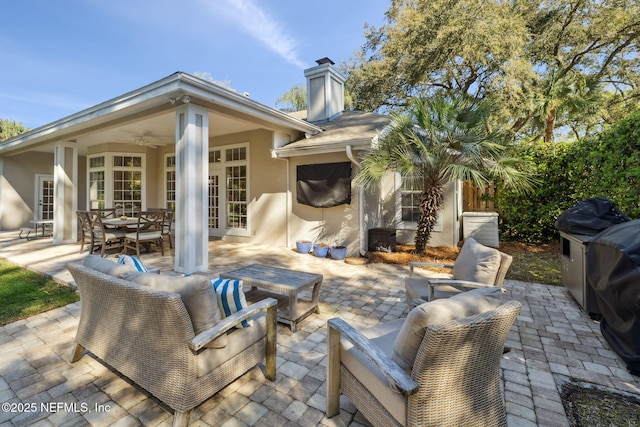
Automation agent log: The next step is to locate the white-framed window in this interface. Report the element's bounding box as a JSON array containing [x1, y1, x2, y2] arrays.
[[87, 153, 145, 215], [395, 173, 442, 232], [88, 156, 106, 210], [226, 164, 247, 229], [163, 144, 249, 236], [165, 154, 176, 210]]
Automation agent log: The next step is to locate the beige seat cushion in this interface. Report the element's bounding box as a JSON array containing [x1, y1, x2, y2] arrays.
[[122, 271, 227, 349], [340, 319, 407, 425], [83, 254, 134, 278], [452, 237, 501, 285], [197, 313, 267, 377], [392, 287, 504, 371], [405, 276, 463, 301]]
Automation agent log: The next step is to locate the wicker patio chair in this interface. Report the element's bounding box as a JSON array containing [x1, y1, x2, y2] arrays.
[[405, 237, 512, 304], [327, 289, 521, 427]]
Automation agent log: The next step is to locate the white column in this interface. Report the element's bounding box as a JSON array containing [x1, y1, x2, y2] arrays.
[[174, 103, 209, 273], [53, 142, 78, 244]]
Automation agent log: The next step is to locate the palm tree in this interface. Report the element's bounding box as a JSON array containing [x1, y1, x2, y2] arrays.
[[356, 95, 533, 253], [529, 70, 603, 142]]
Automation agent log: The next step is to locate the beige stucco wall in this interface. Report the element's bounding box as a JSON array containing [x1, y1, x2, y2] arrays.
[[212, 129, 288, 246], [0, 152, 53, 230], [151, 133, 363, 253], [288, 152, 361, 256], [0, 151, 87, 232]]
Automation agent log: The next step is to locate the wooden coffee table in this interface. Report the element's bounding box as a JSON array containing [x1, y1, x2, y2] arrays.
[[220, 264, 323, 332]]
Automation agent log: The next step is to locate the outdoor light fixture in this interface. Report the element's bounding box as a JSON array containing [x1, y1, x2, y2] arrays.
[[169, 94, 191, 104]]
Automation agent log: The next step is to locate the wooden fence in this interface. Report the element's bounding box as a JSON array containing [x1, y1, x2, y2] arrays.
[[462, 181, 495, 212]]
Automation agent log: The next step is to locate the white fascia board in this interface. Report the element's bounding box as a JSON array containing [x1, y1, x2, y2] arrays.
[[273, 139, 372, 158], [0, 74, 184, 154]]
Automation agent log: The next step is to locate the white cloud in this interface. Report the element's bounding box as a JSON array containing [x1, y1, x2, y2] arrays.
[[212, 0, 308, 69]]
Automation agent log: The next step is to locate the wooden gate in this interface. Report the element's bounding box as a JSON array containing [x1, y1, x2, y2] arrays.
[[462, 181, 495, 212]]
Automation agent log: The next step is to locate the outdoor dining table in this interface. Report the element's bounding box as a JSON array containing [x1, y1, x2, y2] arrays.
[[101, 217, 140, 231]]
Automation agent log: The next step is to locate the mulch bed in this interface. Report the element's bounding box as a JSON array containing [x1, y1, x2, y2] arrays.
[[561, 382, 640, 427]]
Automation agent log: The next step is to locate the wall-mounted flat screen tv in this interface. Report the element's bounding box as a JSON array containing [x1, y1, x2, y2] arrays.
[[296, 162, 352, 208]]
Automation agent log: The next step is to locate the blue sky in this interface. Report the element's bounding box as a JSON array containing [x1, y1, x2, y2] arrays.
[[1, 0, 389, 129]]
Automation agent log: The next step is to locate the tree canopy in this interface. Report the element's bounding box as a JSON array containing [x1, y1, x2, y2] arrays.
[[276, 84, 307, 112], [344, 0, 640, 142], [0, 118, 29, 142]]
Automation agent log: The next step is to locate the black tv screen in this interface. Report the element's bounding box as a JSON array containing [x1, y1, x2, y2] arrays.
[[296, 162, 352, 208]]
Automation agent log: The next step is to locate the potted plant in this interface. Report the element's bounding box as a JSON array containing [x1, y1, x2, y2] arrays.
[[313, 243, 330, 258], [329, 245, 347, 260], [296, 240, 313, 254]]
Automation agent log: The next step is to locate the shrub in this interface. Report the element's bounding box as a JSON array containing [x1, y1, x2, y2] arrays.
[[496, 112, 640, 242]]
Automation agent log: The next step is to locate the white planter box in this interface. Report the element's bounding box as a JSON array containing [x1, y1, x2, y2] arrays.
[[462, 212, 499, 247]]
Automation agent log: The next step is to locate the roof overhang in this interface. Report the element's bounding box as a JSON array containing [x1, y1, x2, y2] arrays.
[[0, 72, 322, 156], [272, 138, 372, 158]]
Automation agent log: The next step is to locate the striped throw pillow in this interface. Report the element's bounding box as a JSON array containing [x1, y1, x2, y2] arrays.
[[117, 255, 149, 272], [211, 278, 252, 328]]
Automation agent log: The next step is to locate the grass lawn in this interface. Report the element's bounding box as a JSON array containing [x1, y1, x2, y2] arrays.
[[0, 257, 79, 326]]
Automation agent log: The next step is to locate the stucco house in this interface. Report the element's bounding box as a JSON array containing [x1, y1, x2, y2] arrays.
[[0, 58, 461, 273]]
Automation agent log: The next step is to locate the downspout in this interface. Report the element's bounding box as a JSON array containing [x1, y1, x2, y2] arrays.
[[271, 150, 290, 248], [455, 180, 463, 243], [346, 145, 366, 256]]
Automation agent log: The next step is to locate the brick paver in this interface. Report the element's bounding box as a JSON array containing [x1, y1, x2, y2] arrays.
[[1, 232, 639, 426]]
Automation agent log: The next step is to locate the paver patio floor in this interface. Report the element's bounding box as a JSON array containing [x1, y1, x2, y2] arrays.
[[0, 231, 639, 426]]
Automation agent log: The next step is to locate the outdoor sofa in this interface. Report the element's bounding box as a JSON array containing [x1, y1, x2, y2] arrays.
[[67, 255, 277, 427]]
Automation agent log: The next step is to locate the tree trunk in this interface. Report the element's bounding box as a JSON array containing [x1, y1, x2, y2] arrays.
[[545, 108, 556, 142], [415, 184, 444, 253]]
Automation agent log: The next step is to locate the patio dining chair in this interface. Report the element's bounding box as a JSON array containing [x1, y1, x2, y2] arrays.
[[87, 211, 126, 257], [405, 237, 513, 305], [123, 210, 165, 257], [163, 209, 174, 249], [147, 208, 173, 249], [76, 210, 93, 253], [326, 287, 522, 427], [95, 208, 117, 218]]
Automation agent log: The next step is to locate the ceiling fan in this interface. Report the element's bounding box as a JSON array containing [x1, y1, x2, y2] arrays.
[[135, 136, 160, 148]]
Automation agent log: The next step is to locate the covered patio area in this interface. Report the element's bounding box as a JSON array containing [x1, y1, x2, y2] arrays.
[[0, 231, 639, 426]]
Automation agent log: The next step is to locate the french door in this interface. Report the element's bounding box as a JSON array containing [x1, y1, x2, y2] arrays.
[[208, 170, 223, 236], [36, 174, 54, 220], [207, 144, 249, 238]]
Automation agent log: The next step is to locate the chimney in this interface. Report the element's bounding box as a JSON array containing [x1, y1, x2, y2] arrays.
[[304, 57, 346, 123]]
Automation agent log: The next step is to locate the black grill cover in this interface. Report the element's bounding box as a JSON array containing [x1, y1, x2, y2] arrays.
[[555, 197, 630, 236], [586, 219, 640, 375]]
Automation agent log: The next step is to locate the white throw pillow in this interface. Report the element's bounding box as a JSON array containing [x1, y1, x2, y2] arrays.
[[392, 287, 504, 371], [452, 237, 501, 285]]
